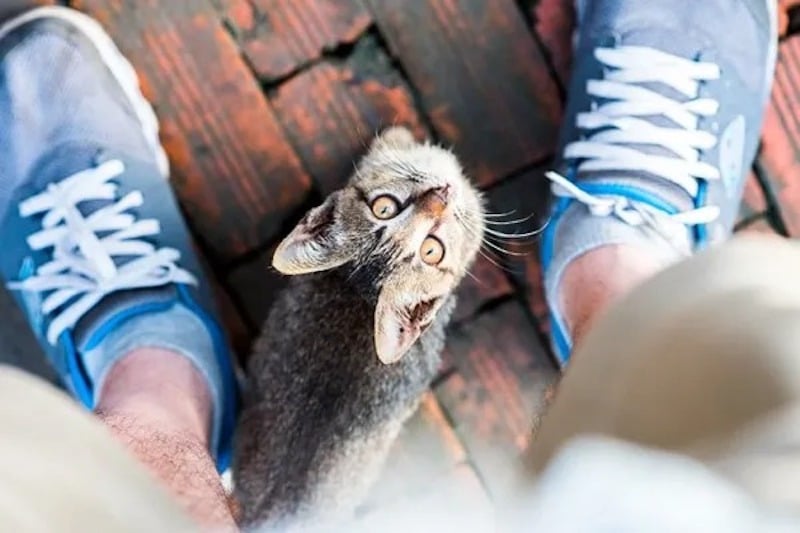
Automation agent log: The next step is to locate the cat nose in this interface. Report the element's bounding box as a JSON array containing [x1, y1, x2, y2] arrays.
[[419, 185, 449, 217]]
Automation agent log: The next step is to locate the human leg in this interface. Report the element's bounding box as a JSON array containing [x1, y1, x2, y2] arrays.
[[0, 365, 195, 532], [540, 0, 778, 364], [529, 235, 800, 511], [0, 7, 238, 528]]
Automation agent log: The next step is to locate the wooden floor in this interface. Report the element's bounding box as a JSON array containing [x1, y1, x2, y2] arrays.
[[11, 0, 800, 521]]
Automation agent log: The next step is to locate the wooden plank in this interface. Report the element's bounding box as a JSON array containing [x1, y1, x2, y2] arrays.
[[73, 0, 313, 264], [213, 282, 255, 365], [528, 0, 574, 87], [366, 0, 562, 186], [225, 0, 372, 82], [452, 254, 515, 325], [270, 38, 427, 194], [758, 35, 800, 236], [2, 0, 55, 19], [435, 301, 558, 496], [227, 244, 287, 327], [738, 170, 768, 224], [484, 168, 551, 338], [780, 0, 800, 38]]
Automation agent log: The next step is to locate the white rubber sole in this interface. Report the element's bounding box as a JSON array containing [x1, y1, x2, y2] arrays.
[[0, 6, 169, 179]]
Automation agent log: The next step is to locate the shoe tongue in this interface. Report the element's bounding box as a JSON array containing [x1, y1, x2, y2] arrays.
[[29, 145, 179, 353], [73, 285, 178, 352], [621, 26, 702, 62], [29, 143, 106, 191]]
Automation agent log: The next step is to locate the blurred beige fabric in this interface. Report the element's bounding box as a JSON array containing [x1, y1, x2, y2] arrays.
[[0, 366, 194, 533], [527, 234, 800, 510], [6, 235, 800, 532]]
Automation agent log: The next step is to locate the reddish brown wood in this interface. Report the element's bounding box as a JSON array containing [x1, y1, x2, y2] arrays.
[[73, 0, 312, 264], [225, 0, 372, 81], [2, 0, 54, 19], [529, 0, 575, 87], [737, 171, 768, 223], [227, 244, 287, 327], [759, 36, 800, 236], [435, 302, 558, 496], [271, 45, 427, 194], [452, 253, 515, 324], [366, 0, 562, 186], [780, 0, 800, 38], [483, 168, 551, 338], [213, 282, 255, 364]]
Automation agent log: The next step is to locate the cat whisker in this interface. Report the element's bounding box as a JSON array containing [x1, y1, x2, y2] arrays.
[[454, 209, 527, 259], [482, 210, 518, 218], [483, 226, 543, 239], [453, 211, 516, 271], [484, 213, 538, 226], [480, 238, 529, 257], [476, 246, 514, 272], [464, 268, 483, 284]]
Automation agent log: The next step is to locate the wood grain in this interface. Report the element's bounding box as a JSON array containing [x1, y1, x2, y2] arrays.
[[366, 0, 562, 186], [435, 301, 558, 496], [225, 0, 372, 81], [758, 35, 800, 236], [74, 0, 313, 264], [271, 38, 427, 194], [528, 0, 574, 88]]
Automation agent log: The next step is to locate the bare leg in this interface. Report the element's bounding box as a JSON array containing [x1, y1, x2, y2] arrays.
[[96, 349, 236, 530], [559, 244, 665, 348]]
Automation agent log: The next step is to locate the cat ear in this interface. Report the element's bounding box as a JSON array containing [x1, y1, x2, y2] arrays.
[[373, 290, 444, 364], [371, 126, 416, 151], [272, 192, 353, 275]]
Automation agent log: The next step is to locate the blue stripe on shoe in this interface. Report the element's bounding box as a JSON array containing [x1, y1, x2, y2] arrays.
[[540, 181, 686, 367], [176, 284, 239, 474], [60, 331, 93, 408], [694, 179, 709, 248], [541, 196, 576, 367], [56, 285, 238, 473], [83, 299, 174, 351]]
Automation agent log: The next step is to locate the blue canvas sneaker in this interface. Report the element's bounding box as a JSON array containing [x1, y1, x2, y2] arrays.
[[541, 0, 778, 366], [0, 7, 238, 471]]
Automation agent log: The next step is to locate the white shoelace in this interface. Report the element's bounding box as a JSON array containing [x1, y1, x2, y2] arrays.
[[548, 46, 723, 237], [8, 160, 197, 345]]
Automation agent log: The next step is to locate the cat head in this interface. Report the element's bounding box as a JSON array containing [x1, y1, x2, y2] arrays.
[[273, 126, 485, 364]]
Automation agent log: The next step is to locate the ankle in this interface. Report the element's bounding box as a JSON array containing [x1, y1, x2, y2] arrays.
[[95, 348, 212, 445], [559, 244, 666, 346]]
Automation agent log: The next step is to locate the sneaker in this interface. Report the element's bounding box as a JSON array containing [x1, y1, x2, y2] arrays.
[[540, 0, 778, 365], [0, 7, 238, 471]]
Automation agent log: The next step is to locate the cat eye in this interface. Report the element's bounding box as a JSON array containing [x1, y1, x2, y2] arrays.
[[420, 236, 445, 265], [370, 195, 400, 220]]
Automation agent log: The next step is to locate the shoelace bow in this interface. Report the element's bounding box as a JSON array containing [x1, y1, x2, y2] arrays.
[[547, 45, 723, 242], [8, 159, 196, 345]]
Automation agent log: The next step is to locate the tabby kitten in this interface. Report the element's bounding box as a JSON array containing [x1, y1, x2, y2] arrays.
[[233, 126, 485, 529]]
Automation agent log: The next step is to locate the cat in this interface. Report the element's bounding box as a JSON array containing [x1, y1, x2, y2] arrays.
[[233, 126, 485, 529]]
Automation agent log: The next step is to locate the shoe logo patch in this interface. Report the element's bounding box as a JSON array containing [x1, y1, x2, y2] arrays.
[[17, 257, 43, 335], [719, 115, 746, 199]]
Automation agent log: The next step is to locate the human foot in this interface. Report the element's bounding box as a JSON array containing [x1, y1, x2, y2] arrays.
[[540, 0, 778, 365], [0, 7, 238, 470]]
